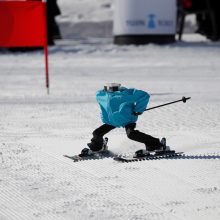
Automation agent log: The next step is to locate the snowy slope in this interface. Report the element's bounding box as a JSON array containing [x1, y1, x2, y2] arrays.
[[1, 0, 220, 220], [57, 0, 114, 38], [58, 0, 114, 23], [1, 37, 220, 219]]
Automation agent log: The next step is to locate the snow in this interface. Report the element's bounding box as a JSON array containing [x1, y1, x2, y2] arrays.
[[58, 0, 114, 23], [0, 1, 220, 219], [57, 0, 114, 38]]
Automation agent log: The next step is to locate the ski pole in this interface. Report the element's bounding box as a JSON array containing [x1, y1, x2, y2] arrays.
[[145, 96, 191, 112]]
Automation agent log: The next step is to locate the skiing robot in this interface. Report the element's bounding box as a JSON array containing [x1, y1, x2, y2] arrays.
[[81, 83, 169, 157]]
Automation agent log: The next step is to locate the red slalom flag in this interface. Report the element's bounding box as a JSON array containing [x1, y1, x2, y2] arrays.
[[0, 0, 50, 93]]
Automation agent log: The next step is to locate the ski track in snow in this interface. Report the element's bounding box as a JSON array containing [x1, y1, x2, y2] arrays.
[[0, 143, 180, 220], [0, 143, 220, 220], [1, 35, 220, 219]]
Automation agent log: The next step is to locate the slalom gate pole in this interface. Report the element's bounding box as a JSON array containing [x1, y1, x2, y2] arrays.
[[44, 45, 49, 94], [43, 0, 49, 94], [145, 96, 191, 112]]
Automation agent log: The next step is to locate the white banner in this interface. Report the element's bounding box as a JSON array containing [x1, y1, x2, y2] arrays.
[[113, 0, 176, 35]]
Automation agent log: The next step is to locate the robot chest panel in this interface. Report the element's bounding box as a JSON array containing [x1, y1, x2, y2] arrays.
[[110, 95, 124, 104]]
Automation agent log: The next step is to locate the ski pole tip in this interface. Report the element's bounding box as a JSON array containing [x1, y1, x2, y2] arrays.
[[182, 96, 191, 103]]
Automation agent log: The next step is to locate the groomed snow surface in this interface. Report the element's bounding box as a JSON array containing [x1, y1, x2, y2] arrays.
[[1, 0, 220, 219], [1, 34, 220, 220]]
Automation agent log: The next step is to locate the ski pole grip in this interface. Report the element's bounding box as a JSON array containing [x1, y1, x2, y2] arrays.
[[182, 96, 191, 103]]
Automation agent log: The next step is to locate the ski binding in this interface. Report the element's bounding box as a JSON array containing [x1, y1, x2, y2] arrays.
[[64, 150, 115, 162], [114, 150, 183, 162]]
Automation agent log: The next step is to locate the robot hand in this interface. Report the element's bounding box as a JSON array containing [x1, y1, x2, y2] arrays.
[[133, 112, 143, 116]]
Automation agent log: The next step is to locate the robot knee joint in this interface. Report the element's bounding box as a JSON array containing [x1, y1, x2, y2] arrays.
[[126, 128, 135, 139]]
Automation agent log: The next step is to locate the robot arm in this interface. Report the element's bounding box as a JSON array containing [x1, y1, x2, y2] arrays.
[[133, 89, 150, 114]]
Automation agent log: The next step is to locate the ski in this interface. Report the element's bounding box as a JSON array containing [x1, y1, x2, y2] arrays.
[[114, 150, 184, 163], [64, 150, 116, 162], [64, 149, 183, 163]]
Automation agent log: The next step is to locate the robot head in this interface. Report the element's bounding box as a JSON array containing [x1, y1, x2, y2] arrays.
[[104, 83, 121, 92]]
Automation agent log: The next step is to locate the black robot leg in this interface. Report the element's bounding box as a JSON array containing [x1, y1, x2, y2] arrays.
[[88, 124, 116, 151], [125, 123, 162, 151]]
